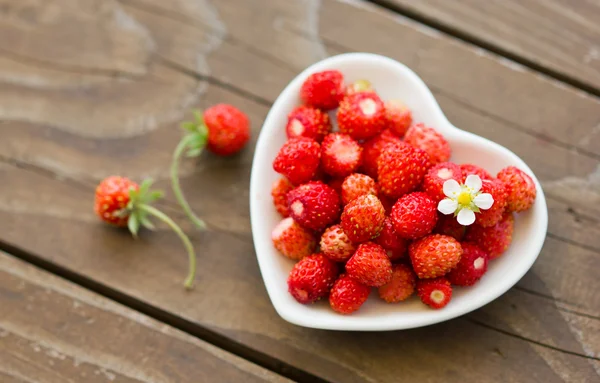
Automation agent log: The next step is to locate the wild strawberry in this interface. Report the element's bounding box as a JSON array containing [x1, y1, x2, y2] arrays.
[[321, 133, 363, 178], [345, 79, 373, 96], [404, 123, 451, 165], [272, 217, 317, 260], [460, 164, 492, 181], [377, 142, 431, 199], [385, 100, 412, 138], [409, 234, 463, 279], [329, 275, 371, 314], [340, 194, 386, 243], [391, 192, 438, 239], [423, 162, 463, 202], [434, 214, 467, 241], [346, 242, 393, 287], [361, 129, 403, 179], [320, 225, 357, 262], [285, 106, 331, 142], [447, 242, 489, 286], [300, 70, 345, 110], [375, 217, 408, 261], [417, 277, 452, 309], [95, 177, 197, 289], [287, 182, 340, 232], [497, 166, 537, 212], [271, 178, 294, 217], [273, 137, 321, 185], [476, 179, 507, 227], [465, 214, 514, 259], [341, 173, 377, 205], [337, 92, 387, 140], [327, 177, 345, 196], [287, 254, 338, 304], [378, 264, 416, 303]]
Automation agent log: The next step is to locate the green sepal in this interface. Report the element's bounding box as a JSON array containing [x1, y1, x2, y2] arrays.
[[186, 147, 203, 158], [147, 190, 164, 202], [139, 214, 155, 230], [128, 213, 140, 237], [181, 121, 197, 132]]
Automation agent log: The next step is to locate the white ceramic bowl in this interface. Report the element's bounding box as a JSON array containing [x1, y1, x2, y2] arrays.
[[250, 53, 548, 331]]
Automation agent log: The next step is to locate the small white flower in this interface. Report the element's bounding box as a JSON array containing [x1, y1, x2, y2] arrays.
[[437, 175, 494, 226]]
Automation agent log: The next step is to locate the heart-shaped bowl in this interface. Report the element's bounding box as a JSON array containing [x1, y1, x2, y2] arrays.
[[250, 53, 548, 331]]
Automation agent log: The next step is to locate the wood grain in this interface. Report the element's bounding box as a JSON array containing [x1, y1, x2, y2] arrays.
[[0, 0, 599, 381], [380, 0, 600, 92], [0, 252, 291, 383]]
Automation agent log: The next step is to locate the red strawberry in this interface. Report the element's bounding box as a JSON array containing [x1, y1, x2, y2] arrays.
[[375, 217, 408, 261], [346, 242, 393, 287], [423, 162, 463, 202], [377, 142, 431, 199], [300, 70, 345, 110], [321, 133, 363, 178], [340, 194, 386, 243], [285, 106, 331, 142], [476, 179, 507, 227], [497, 166, 537, 212], [447, 242, 489, 286], [417, 277, 452, 309], [409, 234, 463, 279], [327, 177, 345, 196], [271, 178, 294, 217], [337, 92, 387, 140], [345, 79, 373, 96], [391, 192, 438, 239], [273, 137, 321, 185], [329, 275, 371, 314], [272, 217, 317, 260], [361, 129, 403, 179], [203, 104, 250, 156], [378, 194, 396, 216], [434, 214, 467, 241], [385, 100, 412, 138], [341, 173, 377, 205], [466, 214, 514, 259], [287, 181, 340, 232], [287, 254, 338, 304], [378, 264, 416, 303], [95, 177, 197, 289], [460, 164, 492, 181], [404, 123, 450, 165], [320, 225, 357, 262]]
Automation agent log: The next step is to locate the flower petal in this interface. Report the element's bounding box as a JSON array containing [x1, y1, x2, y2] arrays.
[[443, 179, 461, 197], [465, 174, 482, 192], [474, 193, 494, 210], [438, 198, 458, 215], [457, 208, 476, 226]]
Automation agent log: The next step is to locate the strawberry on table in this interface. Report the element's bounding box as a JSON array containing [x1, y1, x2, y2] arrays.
[[378, 264, 416, 303], [273, 137, 321, 185], [272, 217, 317, 260], [346, 242, 393, 287], [287, 254, 338, 304], [340, 194, 386, 243], [337, 92, 388, 140], [94, 176, 198, 289], [385, 100, 412, 138], [329, 274, 371, 314], [497, 166, 537, 212], [404, 123, 451, 165], [423, 162, 464, 202], [300, 70, 345, 110], [375, 217, 408, 261], [465, 213, 514, 259], [341, 173, 377, 205], [271, 178, 294, 217], [320, 224, 357, 262], [391, 192, 438, 239], [377, 141, 431, 199], [447, 242, 489, 286], [286, 106, 331, 142], [417, 277, 453, 309], [321, 133, 363, 178], [287, 181, 340, 232], [409, 234, 463, 279]]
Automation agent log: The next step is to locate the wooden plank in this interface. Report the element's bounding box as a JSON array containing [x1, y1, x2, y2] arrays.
[[0, 252, 291, 383], [380, 0, 600, 92], [0, 0, 599, 381]]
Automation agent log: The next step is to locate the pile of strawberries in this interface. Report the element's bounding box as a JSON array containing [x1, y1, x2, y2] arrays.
[[270, 70, 537, 314]]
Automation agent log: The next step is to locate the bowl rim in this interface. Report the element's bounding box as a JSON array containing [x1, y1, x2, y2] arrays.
[[249, 52, 549, 331]]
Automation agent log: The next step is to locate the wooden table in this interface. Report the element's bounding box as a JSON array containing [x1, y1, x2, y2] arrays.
[[1, 0, 598, 381]]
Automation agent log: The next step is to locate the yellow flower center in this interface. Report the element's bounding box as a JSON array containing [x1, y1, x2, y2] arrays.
[[457, 191, 473, 206]]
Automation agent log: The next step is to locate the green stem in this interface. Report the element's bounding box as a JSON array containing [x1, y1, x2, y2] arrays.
[[171, 135, 206, 230], [138, 204, 197, 289]]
